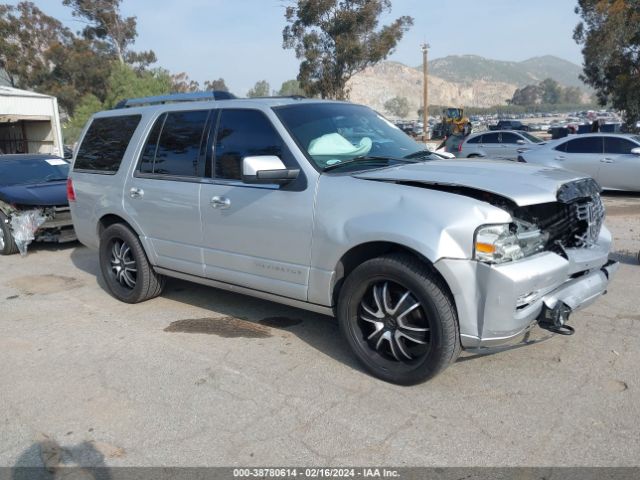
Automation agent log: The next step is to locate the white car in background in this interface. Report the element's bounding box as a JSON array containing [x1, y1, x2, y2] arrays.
[[520, 133, 640, 191], [457, 130, 544, 161]]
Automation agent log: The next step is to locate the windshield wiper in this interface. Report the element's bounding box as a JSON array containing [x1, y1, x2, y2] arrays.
[[403, 149, 441, 160], [323, 155, 416, 172], [44, 178, 68, 182]]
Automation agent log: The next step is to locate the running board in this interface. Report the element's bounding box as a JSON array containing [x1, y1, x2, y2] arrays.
[[154, 267, 335, 317]]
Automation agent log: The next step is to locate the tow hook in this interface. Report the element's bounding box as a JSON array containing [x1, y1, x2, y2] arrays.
[[538, 302, 575, 335]]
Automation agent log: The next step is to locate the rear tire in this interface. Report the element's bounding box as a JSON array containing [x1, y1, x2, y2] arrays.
[[0, 211, 18, 255], [99, 223, 165, 303], [337, 253, 460, 385]]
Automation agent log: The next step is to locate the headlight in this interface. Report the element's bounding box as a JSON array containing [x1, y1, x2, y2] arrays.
[[475, 221, 548, 264]]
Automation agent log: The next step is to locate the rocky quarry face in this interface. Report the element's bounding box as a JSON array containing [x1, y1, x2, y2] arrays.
[[347, 61, 518, 117]]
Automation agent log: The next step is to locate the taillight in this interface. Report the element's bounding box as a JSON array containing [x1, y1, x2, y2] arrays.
[[458, 142, 463, 152], [67, 178, 76, 201]]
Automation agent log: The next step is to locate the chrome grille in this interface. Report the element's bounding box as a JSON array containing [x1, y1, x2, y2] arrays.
[[574, 194, 605, 247]]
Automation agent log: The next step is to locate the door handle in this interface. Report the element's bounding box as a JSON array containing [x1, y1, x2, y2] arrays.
[[210, 196, 231, 209], [555, 155, 566, 161], [129, 187, 144, 199], [600, 158, 614, 163]]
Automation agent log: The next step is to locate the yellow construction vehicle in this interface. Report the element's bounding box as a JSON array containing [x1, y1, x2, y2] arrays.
[[436, 107, 472, 138]]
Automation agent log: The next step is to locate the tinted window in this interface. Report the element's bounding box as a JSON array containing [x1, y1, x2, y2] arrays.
[[215, 109, 285, 180], [604, 136, 638, 154], [75, 115, 140, 173], [500, 132, 521, 144], [152, 110, 209, 176], [139, 114, 166, 174], [554, 141, 568, 153], [466, 135, 481, 144], [0, 157, 69, 186], [566, 137, 603, 154], [482, 133, 500, 144]]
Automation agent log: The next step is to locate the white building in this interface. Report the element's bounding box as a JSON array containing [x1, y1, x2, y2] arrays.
[[0, 86, 63, 156]]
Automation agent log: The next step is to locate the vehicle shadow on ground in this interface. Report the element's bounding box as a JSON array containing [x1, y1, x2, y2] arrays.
[[11, 435, 111, 479], [69, 246, 365, 375]]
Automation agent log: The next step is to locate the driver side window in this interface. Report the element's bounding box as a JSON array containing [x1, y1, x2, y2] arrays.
[[213, 109, 290, 181]]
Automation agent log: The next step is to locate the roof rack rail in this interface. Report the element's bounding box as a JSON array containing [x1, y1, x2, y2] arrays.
[[243, 95, 306, 100], [114, 91, 236, 109]]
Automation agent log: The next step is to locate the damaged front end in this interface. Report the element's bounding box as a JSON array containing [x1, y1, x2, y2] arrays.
[[0, 200, 76, 256]]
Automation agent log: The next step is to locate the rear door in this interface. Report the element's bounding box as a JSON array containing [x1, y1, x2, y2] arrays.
[[498, 131, 524, 160], [124, 109, 211, 276], [478, 132, 501, 158], [556, 136, 604, 179], [598, 136, 640, 190], [199, 108, 314, 300]]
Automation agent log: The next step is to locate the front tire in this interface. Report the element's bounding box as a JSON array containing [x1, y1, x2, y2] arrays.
[[99, 223, 165, 303], [337, 254, 460, 385], [0, 211, 18, 255]]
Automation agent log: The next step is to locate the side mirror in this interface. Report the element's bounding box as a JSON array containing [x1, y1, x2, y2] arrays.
[[631, 147, 640, 156], [516, 139, 526, 145], [242, 156, 299, 185]]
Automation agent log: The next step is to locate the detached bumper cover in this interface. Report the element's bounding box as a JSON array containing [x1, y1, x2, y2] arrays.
[[435, 227, 616, 348]]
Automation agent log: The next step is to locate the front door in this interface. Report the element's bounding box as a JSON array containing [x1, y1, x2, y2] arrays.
[[598, 136, 640, 190], [557, 136, 604, 179], [199, 108, 315, 300]]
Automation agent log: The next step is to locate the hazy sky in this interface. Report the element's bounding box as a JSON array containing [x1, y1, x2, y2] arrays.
[[33, 0, 585, 95]]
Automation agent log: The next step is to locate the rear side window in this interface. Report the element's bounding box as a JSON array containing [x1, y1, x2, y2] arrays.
[[466, 135, 481, 144], [554, 141, 568, 153], [138, 110, 210, 177], [214, 109, 286, 181], [566, 137, 603, 154], [75, 115, 141, 173], [604, 136, 637, 154], [482, 133, 499, 144]]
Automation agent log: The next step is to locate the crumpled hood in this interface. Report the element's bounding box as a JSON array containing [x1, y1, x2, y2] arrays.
[[0, 181, 68, 207], [353, 159, 589, 206]]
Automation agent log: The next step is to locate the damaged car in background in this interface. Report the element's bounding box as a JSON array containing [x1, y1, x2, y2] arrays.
[[0, 154, 76, 255]]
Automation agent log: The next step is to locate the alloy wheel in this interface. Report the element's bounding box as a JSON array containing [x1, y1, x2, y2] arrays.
[[357, 280, 431, 362], [109, 239, 137, 289], [0, 227, 5, 251]]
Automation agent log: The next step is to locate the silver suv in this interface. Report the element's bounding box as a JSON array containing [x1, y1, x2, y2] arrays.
[[68, 93, 617, 384]]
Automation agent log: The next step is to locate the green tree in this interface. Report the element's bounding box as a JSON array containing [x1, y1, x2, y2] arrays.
[[0, 2, 71, 88], [277, 79, 305, 96], [574, 0, 640, 127], [171, 72, 200, 93], [62, 0, 156, 68], [102, 63, 172, 109], [510, 84, 542, 106], [247, 80, 270, 98], [64, 93, 103, 143], [539, 78, 562, 104], [203, 78, 229, 92], [562, 86, 583, 104], [384, 96, 409, 117], [283, 0, 413, 100]]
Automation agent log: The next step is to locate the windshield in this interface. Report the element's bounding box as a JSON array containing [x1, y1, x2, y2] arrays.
[[0, 157, 69, 186], [519, 132, 543, 143], [445, 108, 462, 120], [275, 103, 425, 171]]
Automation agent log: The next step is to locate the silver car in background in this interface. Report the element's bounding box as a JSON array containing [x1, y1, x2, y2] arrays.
[[520, 133, 640, 191], [458, 130, 544, 160]]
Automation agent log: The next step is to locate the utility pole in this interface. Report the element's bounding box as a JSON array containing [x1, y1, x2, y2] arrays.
[[421, 43, 429, 141]]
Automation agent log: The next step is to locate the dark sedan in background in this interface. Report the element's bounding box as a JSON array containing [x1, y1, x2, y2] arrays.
[[0, 154, 76, 255]]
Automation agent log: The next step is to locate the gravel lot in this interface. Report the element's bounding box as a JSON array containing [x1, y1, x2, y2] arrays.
[[0, 194, 638, 469]]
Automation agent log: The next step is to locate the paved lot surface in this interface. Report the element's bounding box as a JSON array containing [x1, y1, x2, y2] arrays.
[[0, 194, 639, 468]]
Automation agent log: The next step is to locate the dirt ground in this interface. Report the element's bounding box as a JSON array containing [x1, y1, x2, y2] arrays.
[[0, 194, 638, 469]]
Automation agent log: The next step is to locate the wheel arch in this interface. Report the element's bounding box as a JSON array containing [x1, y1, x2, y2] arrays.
[[330, 241, 456, 314]]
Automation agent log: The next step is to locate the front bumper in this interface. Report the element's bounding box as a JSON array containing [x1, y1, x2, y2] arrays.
[[435, 227, 617, 348]]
